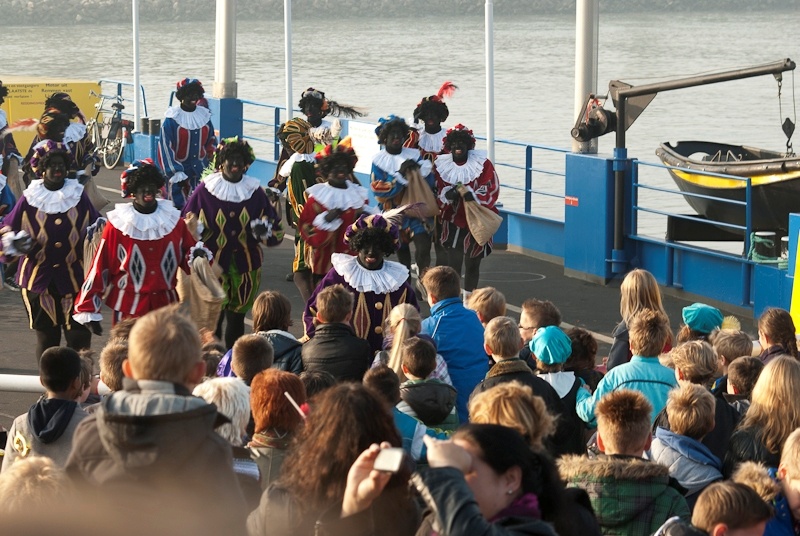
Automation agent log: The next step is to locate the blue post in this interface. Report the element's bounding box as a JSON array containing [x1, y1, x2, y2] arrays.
[[207, 97, 243, 139], [524, 145, 532, 214], [274, 107, 282, 161]]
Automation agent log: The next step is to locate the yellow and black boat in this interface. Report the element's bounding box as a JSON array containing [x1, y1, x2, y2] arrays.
[[656, 140, 800, 233]]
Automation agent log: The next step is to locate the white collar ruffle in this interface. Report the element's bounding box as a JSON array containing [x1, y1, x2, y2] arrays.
[[372, 147, 421, 174], [331, 252, 409, 294], [417, 128, 446, 153], [0, 109, 7, 130], [435, 150, 488, 185], [24, 179, 84, 214], [63, 122, 87, 145], [278, 152, 316, 178], [107, 199, 180, 240], [203, 172, 261, 202], [305, 181, 366, 210], [164, 105, 212, 130]]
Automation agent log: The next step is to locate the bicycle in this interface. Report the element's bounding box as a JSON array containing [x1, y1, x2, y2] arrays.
[[86, 89, 134, 169]]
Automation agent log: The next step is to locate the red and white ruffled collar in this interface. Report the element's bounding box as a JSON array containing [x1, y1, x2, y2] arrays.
[[24, 179, 84, 214], [435, 150, 487, 185], [203, 172, 261, 203], [164, 105, 212, 130], [331, 252, 409, 294], [107, 199, 180, 240]]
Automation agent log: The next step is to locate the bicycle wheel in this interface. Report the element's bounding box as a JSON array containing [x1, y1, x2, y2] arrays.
[[102, 131, 126, 169]]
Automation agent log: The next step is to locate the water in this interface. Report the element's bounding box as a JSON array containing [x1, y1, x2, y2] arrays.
[[5, 11, 799, 232]]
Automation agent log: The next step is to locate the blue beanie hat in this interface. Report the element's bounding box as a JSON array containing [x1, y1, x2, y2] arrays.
[[530, 326, 572, 365], [682, 303, 723, 334]]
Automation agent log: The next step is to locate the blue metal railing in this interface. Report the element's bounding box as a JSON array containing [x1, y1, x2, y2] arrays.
[[240, 100, 286, 161], [98, 79, 148, 119]]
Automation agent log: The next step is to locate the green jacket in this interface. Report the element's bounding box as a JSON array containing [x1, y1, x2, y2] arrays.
[[558, 454, 690, 536]]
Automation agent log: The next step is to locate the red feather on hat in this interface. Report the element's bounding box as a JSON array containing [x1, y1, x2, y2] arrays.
[[6, 118, 39, 132], [436, 82, 458, 100]]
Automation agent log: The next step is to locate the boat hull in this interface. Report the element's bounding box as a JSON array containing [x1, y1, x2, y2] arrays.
[[656, 141, 800, 233]]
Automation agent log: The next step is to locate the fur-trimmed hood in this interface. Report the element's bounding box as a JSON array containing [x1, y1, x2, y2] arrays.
[[559, 454, 671, 481]]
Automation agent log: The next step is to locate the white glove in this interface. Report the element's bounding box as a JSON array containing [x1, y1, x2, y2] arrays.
[[330, 118, 342, 139]]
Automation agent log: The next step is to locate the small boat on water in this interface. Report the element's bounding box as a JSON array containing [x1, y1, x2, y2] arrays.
[[656, 140, 800, 233]]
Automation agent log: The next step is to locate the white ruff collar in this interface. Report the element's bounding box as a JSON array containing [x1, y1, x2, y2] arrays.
[[164, 105, 212, 130], [0, 109, 7, 130], [278, 152, 316, 178], [63, 122, 87, 145], [203, 172, 261, 202], [331, 252, 409, 294], [417, 128, 446, 153], [305, 181, 366, 210], [107, 200, 180, 240], [372, 147, 421, 174], [24, 179, 83, 214], [435, 150, 488, 185]]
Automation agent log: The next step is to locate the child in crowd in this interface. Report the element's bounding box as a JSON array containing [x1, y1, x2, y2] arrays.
[[77, 352, 99, 406], [396, 337, 458, 432], [64, 305, 247, 533], [532, 325, 588, 455], [302, 284, 372, 382], [725, 356, 763, 413], [758, 307, 799, 363], [231, 333, 274, 386], [465, 286, 506, 326], [2, 347, 88, 470], [709, 329, 754, 395], [299, 370, 337, 399], [0, 457, 72, 516], [577, 308, 677, 427], [468, 381, 556, 453], [518, 298, 561, 366], [654, 341, 739, 462], [560, 389, 690, 535], [651, 382, 723, 508], [566, 326, 604, 392], [677, 303, 724, 344], [421, 266, 488, 422], [98, 340, 127, 393]]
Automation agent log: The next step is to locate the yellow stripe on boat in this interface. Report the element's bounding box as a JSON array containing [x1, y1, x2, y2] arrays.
[[672, 169, 800, 189]]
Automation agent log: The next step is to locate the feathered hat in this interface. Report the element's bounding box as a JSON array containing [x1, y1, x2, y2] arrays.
[[120, 158, 165, 198], [298, 87, 364, 119], [315, 143, 359, 178], [413, 81, 457, 123], [374, 115, 410, 143], [175, 78, 205, 101], [29, 140, 73, 178], [443, 123, 476, 152], [36, 108, 71, 141], [344, 213, 401, 251], [44, 92, 81, 120], [278, 118, 314, 155]]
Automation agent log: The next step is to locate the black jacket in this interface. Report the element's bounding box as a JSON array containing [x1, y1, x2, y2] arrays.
[[723, 425, 781, 478], [606, 321, 632, 371], [399, 380, 458, 428], [302, 323, 373, 382], [257, 330, 304, 375]]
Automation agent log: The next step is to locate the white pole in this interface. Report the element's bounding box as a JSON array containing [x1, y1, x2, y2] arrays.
[[284, 0, 293, 122], [572, 0, 599, 153], [132, 0, 141, 131], [213, 0, 238, 98], [485, 0, 495, 162], [0, 374, 110, 395]]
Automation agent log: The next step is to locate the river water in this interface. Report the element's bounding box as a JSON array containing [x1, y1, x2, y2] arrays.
[[5, 10, 799, 229]]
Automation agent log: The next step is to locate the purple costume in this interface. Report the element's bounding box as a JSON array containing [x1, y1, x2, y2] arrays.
[[303, 252, 419, 353]]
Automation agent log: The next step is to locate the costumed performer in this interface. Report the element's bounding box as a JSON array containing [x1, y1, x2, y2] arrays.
[[73, 159, 209, 331], [157, 78, 216, 209], [182, 137, 284, 349], [0, 141, 100, 361], [303, 213, 419, 354], [297, 144, 372, 286], [276, 118, 318, 302], [370, 115, 435, 280], [0, 80, 23, 193], [434, 124, 499, 296]]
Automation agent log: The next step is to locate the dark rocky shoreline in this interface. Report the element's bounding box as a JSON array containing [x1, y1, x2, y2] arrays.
[[3, 0, 796, 26]]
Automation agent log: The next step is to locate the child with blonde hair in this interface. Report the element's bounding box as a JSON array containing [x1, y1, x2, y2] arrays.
[[465, 286, 506, 326]]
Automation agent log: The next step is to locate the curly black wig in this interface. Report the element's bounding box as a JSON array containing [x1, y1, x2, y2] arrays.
[[38, 150, 70, 173], [315, 145, 358, 178], [126, 163, 166, 193], [376, 118, 411, 146], [413, 99, 449, 124], [298, 87, 364, 119], [37, 110, 71, 141], [44, 93, 80, 118], [175, 80, 205, 102], [443, 128, 477, 153], [0, 81, 8, 102], [348, 226, 397, 257], [215, 138, 255, 169]]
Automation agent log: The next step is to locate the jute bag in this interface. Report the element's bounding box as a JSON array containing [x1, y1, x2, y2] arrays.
[[83, 218, 106, 278], [82, 164, 110, 211], [463, 200, 502, 246], [400, 168, 439, 218], [5, 158, 26, 201], [178, 256, 225, 333]]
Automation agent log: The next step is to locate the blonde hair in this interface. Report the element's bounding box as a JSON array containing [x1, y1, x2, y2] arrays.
[[466, 287, 507, 325], [385, 304, 422, 383], [666, 381, 715, 439], [671, 341, 719, 387], [628, 308, 671, 357], [484, 316, 523, 359], [316, 284, 353, 323], [691, 481, 772, 533], [0, 457, 72, 515], [781, 428, 800, 480], [620, 269, 667, 324], [468, 381, 555, 452], [193, 378, 251, 446], [127, 304, 201, 384], [710, 330, 754, 366], [741, 357, 800, 455], [595, 389, 653, 454]]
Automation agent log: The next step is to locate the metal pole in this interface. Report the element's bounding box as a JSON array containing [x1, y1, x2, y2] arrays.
[[0, 374, 110, 395], [213, 0, 238, 98], [485, 0, 495, 162], [572, 0, 599, 153], [132, 0, 141, 131], [284, 0, 293, 122]]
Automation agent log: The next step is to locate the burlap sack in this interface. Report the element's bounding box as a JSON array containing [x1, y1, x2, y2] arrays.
[[83, 218, 106, 278], [400, 168, 439, 218], [463, 200, 503, 246], [83, 164, 110, 211], [178, 256, 225, 333], [5, 158, 25, 201]]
